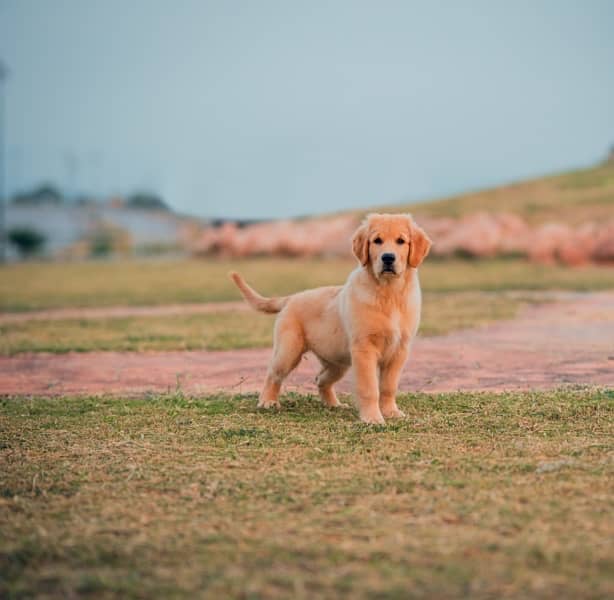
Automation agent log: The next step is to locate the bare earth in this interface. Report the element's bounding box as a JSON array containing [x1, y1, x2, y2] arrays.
[[1, 292, 612, 397]]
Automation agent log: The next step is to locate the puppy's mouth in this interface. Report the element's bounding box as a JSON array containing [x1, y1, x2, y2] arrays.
[[380, 266, 397, 276]]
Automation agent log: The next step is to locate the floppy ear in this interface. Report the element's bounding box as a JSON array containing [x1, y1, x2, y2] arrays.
[[352, 222, 370, 266], [408, 220, 432, 268]]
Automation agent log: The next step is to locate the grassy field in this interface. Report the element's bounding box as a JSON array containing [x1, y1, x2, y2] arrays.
[[1, 390, 612, 599], [1, 257, 614, 312], [1, 256, 611, 353], [381, 162, 614, 225], [0, 292, 526, 354]]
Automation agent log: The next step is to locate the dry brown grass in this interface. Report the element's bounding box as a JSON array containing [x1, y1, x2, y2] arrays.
[[380, 162, 614, 226], [1, 389, 612, 598], [0, 291, 526, 354], [0, 257, 354, 312], [2, 257, 614, 313]]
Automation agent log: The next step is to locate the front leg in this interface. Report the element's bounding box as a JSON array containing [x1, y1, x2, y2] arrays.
[[379, 346, 409, 419], [351, 345, 385, 424]]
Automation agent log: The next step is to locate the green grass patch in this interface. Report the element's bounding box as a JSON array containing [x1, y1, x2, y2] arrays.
[[1, 389, 612, 598], [0, 257, 353, 312], [0, 311, 273, 354], [0, 292, 525, 354], [1, 257, 613, 313]]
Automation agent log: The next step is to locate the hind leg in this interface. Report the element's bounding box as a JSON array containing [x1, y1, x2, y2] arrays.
[[316, 361, 349, 408], [258, 320, 304, 409]]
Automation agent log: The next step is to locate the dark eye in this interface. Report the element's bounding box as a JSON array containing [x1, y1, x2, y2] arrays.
[[396, 238, 405, 245], [373, 237, 383, 245]]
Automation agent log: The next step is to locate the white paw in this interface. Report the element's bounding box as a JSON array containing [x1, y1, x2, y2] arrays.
[[257, 399, 281, 410], [327, 401, 351, 409], [360, 412, 386, 425], [382, 408, 406, 419]]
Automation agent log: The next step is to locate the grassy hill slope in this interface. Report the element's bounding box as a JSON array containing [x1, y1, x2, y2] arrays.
[[374, 161, 614, 225]]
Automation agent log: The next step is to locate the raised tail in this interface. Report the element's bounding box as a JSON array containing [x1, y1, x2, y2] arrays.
[[229, 272, 289, 314]]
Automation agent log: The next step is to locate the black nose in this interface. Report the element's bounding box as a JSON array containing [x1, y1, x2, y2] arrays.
[[382, 253, 396, 265]]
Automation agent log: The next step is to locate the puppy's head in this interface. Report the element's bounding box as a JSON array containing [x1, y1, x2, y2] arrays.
[[352, 213, 431, 279]]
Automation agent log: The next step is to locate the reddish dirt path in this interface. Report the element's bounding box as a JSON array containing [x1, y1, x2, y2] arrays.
[[1, 293, 612, 397]]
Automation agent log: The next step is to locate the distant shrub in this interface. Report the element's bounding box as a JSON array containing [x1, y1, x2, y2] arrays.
[[136, 242, 182, 256], [89, 230, 114, 257], [12, 183, 63, 205], [126, 192, 169, 211], [8, 226, 47, 257], [88, 221, 133, 258]]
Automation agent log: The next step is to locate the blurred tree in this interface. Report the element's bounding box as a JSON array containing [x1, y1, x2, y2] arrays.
[[88, 221, 133, 258], [12, 183, 63, 205], [126, 192, 169, 211], [8, 226, 46, 257], [89, 229, 114, 257]]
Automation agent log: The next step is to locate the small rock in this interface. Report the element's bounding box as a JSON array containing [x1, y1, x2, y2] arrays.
[[535, 459, 575, 474]]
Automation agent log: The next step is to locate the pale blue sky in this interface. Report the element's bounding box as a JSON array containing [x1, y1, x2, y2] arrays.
[[1, 0, 613, 218]]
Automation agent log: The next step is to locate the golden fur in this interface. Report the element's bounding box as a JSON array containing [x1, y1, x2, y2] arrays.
[[230, 213, 432, 424]]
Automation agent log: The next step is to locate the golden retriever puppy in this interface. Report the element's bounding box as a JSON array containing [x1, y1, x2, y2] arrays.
[[230, 213, 431, 424]]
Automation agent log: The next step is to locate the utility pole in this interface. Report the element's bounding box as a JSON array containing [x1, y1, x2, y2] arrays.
[[0, 60, 8, 263]]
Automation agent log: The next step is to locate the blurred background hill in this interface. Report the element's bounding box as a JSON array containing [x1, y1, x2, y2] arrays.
[[5, 183, 204, 260], [191, 158, 614, 266], [394, 157, 614, 225], [1, 1, 613, 259], [4, 156, 614, 264]]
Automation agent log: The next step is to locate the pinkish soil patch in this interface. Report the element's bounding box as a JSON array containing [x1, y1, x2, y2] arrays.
[[1, 293, 612, 397]]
